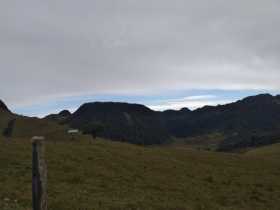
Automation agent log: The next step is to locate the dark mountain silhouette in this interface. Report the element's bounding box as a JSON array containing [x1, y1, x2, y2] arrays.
[[2, 94, 280, 150], [68, 102, 169, 145], [0, 100, 10, 112], [164, 94, 280, 150], [167, 94, 280, 136], [45, 110, 71, 124], [162, 107, 191, 117], [59, 110, 71, 117], [63, 94, 280, 149]]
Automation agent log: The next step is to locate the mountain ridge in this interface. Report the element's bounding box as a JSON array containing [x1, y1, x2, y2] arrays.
[[68, 102, 170, 145], [2, 93, 280, 150]]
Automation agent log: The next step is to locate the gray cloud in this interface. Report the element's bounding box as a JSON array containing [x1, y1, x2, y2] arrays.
[[1, 0, 280, 107]]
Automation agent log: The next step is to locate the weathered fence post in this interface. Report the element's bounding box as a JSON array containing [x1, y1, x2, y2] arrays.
[[32, 136, 47, 210]]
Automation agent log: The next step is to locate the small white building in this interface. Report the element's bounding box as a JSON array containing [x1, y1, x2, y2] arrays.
[[67, 129, 79, 134], [68, 129, 79, 140]]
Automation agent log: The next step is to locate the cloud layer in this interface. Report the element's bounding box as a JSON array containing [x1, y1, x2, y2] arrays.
[[1, 0, 280, 107], [148, 95, 233, 111]]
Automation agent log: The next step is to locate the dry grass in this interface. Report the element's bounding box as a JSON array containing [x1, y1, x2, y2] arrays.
[[0, 137, 279, 210]]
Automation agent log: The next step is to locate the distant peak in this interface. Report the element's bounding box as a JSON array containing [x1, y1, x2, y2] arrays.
[[245, 93, 273, 99], [0, 100, 10, 112], [180, 107, 191, 112], [240, 94, 274, 104], [77, 102, 152, 111], [58, 110, 71, 116]]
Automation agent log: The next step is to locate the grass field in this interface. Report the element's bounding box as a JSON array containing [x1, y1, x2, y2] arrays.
[[0, 137, 280, 210], [245, 143, 280, 159]]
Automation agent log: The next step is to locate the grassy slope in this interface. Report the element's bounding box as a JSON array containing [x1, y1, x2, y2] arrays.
[[245, 143, 280, 159], [170, 133, 226, 151], [0, 111, 13, 132], [0, 111, 79, 141], [0, 138, 280, 210]]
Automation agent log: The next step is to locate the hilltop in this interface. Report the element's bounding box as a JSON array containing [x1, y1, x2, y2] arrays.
[[45, 110, 71, 124]]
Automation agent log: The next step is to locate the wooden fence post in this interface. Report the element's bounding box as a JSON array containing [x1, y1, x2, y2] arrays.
[[32, 136, 47, 210]]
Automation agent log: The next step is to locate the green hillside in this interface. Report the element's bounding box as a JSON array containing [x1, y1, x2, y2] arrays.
[[245, 143, 280, 159], [0, 137, 279, 210], [0, 110, 77, 141], [0, 110, 14, 132]]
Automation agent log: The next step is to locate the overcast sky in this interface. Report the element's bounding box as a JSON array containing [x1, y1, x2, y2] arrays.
[[1, 0, 280, 116]]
